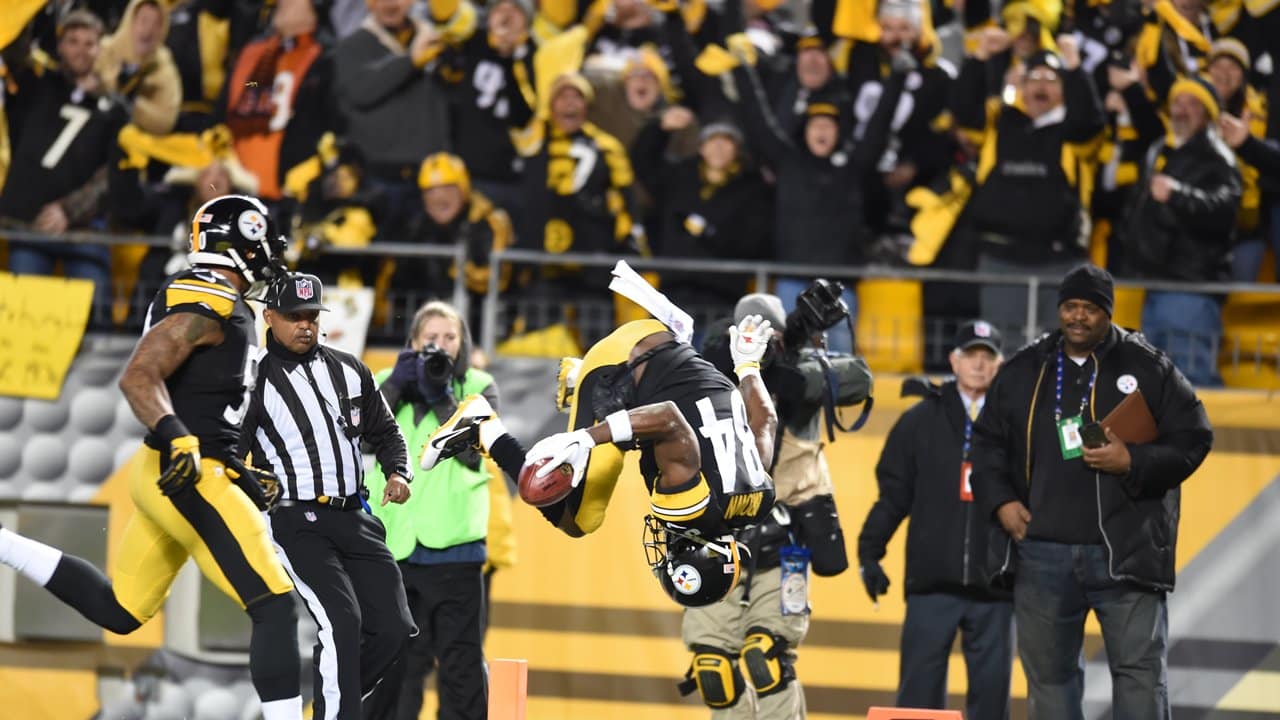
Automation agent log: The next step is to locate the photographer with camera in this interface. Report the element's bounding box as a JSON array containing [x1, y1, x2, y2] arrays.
[[365, 300, 499, 720], [241, 272, 416, 720], [690, 286, 873, 718]]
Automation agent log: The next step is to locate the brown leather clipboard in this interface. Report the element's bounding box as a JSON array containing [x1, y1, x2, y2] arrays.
[[1100, 389, 1158, 444]]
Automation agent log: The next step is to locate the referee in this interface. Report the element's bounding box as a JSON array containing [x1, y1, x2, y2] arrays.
[[241, 272, 416, 720]]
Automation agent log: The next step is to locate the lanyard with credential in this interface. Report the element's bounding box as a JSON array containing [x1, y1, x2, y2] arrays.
[[962, 412, 974, 461], [1054, 347, 1097, 422]]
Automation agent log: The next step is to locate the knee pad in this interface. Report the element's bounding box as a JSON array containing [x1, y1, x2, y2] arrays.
[[246, 591, 297, 627], [677, 645, 744, 709], [741, 626, 795, 698]]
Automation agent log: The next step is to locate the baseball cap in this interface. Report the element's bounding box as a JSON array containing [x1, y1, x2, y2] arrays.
[[266, 272, 329, 312], [954, 319, 1002, 354]]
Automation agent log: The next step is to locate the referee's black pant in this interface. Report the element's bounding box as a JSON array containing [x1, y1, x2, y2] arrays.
[[364, 561, 487, 720], [268, 502, 415, 720]]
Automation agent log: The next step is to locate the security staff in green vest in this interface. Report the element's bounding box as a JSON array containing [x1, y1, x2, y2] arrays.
[[364, 300, 499, 720]]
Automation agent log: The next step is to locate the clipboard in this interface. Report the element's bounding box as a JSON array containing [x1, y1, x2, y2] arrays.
[[1100, 389, 1158, 444]]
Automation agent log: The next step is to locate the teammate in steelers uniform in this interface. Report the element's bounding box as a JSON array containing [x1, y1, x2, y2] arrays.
[[423, 310, 779, 608], [0, 195, 304, 720]]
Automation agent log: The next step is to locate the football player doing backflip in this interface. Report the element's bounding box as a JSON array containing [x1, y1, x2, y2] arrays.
[[421, 262, 779, 608]]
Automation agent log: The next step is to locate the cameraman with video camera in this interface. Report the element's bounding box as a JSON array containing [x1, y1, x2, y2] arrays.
[[686, 282, 873, 718], [366, 300, 500, 720]]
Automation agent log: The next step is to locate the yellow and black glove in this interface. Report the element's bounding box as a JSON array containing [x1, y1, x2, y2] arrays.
[[226, 457, 282, 512], [155, 415, 201, 497]]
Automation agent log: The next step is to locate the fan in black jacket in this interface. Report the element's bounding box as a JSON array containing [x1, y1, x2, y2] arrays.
[[629, 111, 772, 316], [859, 320, 1014, 720]]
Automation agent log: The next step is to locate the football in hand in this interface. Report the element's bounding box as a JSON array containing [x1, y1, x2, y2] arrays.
[[518, 458, 575, 507]]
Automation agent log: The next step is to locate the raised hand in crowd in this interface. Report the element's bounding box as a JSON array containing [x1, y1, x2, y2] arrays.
[[1056, 34, 1081, 71], [995, 500, 1031, 542], [1219, 112, 1251, 149], [1108, 61, 1140, 91], [409, 26, 441, 62], [974, 26, 1010, 61], [659, 105, 695, 131]]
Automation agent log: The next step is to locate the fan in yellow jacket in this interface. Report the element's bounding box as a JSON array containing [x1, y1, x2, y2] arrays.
[[95, 0, 182, 135]]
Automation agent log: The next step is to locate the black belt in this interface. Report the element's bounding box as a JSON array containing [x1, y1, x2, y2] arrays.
[[277, 494, 364, 511]]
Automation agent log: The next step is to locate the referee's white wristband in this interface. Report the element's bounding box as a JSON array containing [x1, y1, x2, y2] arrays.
[[605, 409, 634, 444]]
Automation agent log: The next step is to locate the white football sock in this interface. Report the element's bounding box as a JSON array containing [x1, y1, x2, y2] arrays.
[[0, 528, 63, 587]]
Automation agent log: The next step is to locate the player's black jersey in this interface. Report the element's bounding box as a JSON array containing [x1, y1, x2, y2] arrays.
[[141, 269, 257, 460], [441, 34, 535, 183], [0, 67, 119, 221], [635, 343, 775, 529]]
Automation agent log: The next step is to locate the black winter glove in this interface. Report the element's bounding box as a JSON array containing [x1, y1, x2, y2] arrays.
[[859, 561, 891, 602]]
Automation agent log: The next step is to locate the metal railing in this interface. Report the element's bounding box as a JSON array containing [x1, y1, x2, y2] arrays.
[[6, 229, 1280, 377], [479, 248, 1280, 363]]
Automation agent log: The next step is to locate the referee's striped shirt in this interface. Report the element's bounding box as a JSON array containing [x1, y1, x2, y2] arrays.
[[242, 344, 411, 501]]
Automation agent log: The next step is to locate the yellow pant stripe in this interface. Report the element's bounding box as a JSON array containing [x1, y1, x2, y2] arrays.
[[651, 475, 711, 522]]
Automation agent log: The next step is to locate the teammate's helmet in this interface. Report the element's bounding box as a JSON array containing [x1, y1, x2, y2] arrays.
[[188, 195, 287, 288], [643, 515, 742, 607]]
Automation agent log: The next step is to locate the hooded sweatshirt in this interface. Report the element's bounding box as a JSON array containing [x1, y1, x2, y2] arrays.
[[95, 0, 182, 135]]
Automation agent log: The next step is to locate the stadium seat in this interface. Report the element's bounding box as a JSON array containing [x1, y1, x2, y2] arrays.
[[857, 279, 924, 374]]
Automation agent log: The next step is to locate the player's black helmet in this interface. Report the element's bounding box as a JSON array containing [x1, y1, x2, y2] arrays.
[[644, 515, 741, 607], [188, 194, 287, 290]]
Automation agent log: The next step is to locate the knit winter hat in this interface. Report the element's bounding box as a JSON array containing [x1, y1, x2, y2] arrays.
[[1169, 73, 1221, 121], [1057, 264, 1115, 316], [734, 293, 787, 330]]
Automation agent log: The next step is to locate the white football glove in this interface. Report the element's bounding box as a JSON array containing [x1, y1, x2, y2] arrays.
[[728, 314, 774, 379], [523, 429, 596, 488]]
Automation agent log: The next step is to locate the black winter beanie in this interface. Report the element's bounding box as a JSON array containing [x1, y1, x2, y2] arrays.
[[1058, 264, 1115, 316]]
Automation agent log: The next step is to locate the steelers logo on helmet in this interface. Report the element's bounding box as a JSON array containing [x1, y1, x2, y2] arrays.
[[237, 209, 268, 242], [671, 564, 702, 595], [644, 515, 742, 607]]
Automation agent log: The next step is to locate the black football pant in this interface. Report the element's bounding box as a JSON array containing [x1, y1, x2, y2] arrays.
[[268, 503, 414, 720], [364, 561, 487, 720]]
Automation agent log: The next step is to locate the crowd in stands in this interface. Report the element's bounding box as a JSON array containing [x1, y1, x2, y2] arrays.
[[2, 0, 1278, 384]]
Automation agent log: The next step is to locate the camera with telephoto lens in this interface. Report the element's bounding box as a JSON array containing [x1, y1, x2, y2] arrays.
[[794, 278, 850, 337], [420, 344, 455, 385]]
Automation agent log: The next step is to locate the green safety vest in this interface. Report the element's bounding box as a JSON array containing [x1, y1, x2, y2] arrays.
[[366, 367, 495, 561]]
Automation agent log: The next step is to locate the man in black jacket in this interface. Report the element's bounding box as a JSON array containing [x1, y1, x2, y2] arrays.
[[971, 264, 1213, 720], [1121, 76, 1240, 387], [859, 320, 1013, 720]]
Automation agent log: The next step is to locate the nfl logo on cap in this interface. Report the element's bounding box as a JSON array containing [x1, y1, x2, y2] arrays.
[[974, 321, 992, 337], [296, 277, 315, 300]]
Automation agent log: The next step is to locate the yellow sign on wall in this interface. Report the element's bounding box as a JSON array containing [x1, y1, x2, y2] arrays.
[[0, 272, 94, 400]]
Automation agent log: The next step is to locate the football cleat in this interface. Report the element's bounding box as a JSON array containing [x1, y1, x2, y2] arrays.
[[420, 395, 496, 471]]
